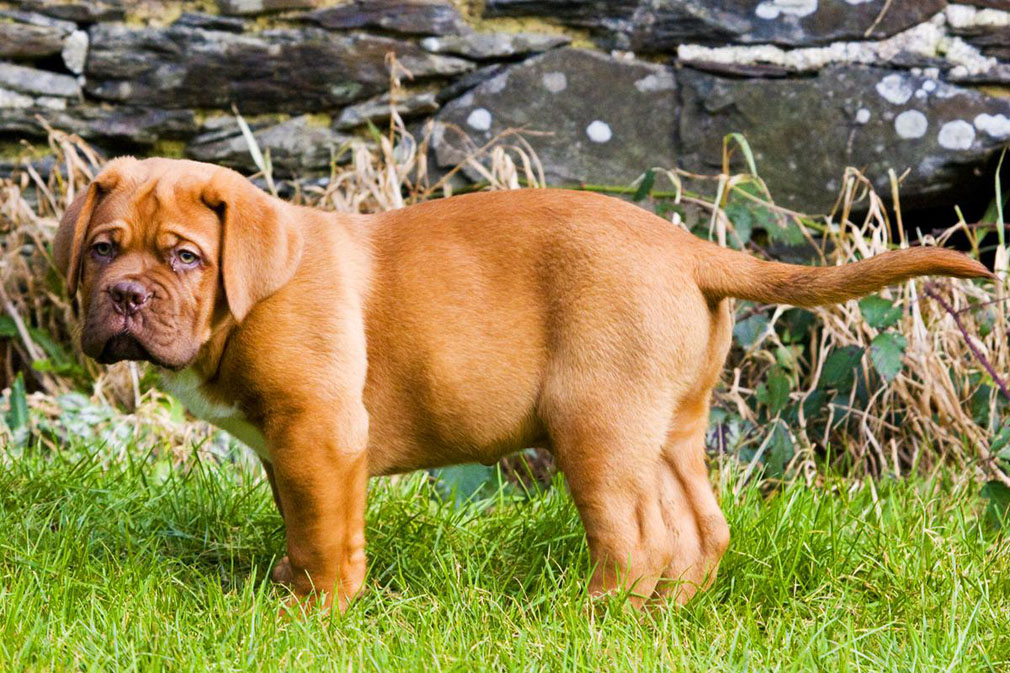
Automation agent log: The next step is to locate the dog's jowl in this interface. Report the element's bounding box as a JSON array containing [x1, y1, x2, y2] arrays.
[[56, 157, 994, 612]]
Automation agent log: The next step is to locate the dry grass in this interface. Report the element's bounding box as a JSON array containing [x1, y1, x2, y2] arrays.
[[0, 66, 1006, 483]]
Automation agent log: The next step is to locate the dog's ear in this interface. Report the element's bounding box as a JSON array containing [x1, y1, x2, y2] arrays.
[[201, 170, 303, 322], [53, 162, 129, 297]]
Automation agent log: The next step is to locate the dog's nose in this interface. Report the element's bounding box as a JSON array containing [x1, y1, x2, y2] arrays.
[[109, 280, 151, 315]]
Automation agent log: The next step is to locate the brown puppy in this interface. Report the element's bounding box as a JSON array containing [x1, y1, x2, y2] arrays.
[[55, 157, 992, 611]]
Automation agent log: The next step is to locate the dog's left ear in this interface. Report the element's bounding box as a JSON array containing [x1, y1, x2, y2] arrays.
[[53, 161, 131, 296], [202, 170, 303, 322]]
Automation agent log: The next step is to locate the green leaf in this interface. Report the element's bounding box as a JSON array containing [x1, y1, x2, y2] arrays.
[[724, 203, 753, 247], [775, 345, 802, 372], [632, 169, 655, 201], [869, 332, 907, 383], [765, 421, 794, 478], [993, 423, 1010, 461], [781, 309, 815, 344], [733, 313, 769, 348], [766, 367, 791, 416], [432, 464, 496, 506], [5, 372, 29, 431], [859, 295, 902, 330], [819, 346, 864, 391], [765, 217, 806, 246], [981, 480, 1010, 529]]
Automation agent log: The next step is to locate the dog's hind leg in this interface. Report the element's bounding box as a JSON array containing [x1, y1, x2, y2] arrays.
[[546, 391, 680, 607], [652, 400, 729, 605]]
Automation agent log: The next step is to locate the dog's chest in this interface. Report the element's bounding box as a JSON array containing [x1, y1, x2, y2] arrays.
[[161, 369, 269, 460]]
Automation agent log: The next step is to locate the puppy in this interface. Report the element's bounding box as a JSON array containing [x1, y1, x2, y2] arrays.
[[54, 157, 992, 611]]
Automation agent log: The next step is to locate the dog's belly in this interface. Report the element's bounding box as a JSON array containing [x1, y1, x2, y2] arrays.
[[364, 343, 549, 474]]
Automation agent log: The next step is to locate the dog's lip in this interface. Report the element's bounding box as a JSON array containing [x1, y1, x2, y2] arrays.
[[97, 332, 152, 364], [96, 331, 185, 370]]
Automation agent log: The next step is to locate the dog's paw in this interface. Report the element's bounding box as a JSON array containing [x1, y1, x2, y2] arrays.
[[270, 556, 294, 586]]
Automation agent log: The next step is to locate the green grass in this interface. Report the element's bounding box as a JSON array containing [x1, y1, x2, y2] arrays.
[[1, 443, 1009, 672]]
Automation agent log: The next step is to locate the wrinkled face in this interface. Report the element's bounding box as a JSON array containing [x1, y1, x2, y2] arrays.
[[65, 159, 226, 369], [56, 156, 300, 371]]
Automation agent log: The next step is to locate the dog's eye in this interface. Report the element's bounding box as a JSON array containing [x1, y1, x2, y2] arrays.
[[91, 241, 114, 258], [177, 249, 199, 265]]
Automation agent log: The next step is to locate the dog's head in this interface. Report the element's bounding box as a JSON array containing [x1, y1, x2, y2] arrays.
[[54, 157, 302, 370]]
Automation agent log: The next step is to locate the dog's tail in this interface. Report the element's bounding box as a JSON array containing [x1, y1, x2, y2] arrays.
[[694, 241, 994, 308]]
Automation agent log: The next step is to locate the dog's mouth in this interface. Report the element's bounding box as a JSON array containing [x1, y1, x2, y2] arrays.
[[96, 331, 184, 370], [97, 332, 154, 364]]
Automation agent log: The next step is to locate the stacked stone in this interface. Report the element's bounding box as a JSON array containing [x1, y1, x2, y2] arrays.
[[1, 0, 1009, 211]]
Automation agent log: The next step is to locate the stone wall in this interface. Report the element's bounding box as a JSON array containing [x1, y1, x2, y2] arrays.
[[2, 0, 1010, 212]]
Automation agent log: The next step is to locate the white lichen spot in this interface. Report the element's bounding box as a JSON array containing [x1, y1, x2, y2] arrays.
[[755, 0, 818, 20], [855, 108, 871, 124], [843, 0, 873, 4], [938, 120, 976, 150], [675, 22, 993, 77], [943, 36, 999, 75], [586, 120, 612, 143], [974, 113, 1010, 139], [894, 110, 928, 139], [542, 72, 567, 93], [876, 74, 913, 105], [921, 79, 937, 93], [466, 108, 492, 132], [949, 65, 969, 79], [457, 92, 474, 108], [634, 71, 675, 93], [946, 4, 1010, 31]]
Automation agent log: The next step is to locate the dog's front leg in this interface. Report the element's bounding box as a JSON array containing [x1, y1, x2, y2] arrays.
[[266, 405, 369, 615]]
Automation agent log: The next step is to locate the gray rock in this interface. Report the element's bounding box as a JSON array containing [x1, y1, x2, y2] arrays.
[[17, 0, 125, 23], [61, 29, 89, 74], [0, 87, 39, 109], [486, 0, 947, 50], [0, 103, 197, 145], [0, 62, 80, 98], [435, 63, 509, 103], [678, 66, 1010, 212], [336, 91, 440, 129], [85, 24, 473, 113], [0, 10, 77, 32], [420, 31, 570, 60], [301, 0, 467, 36], [186, 115, 352, 173], [0, 22, 70, 60], [216, 0, 314, 16], [173, 12, 247, 33], [433, 48, 678, 186]]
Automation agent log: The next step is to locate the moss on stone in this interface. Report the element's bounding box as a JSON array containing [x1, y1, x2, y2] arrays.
[[0, 142, 47, 161], [303, 113, 333, 127], [152, 139, 187, 158], [977, 84, 1010, 99]]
